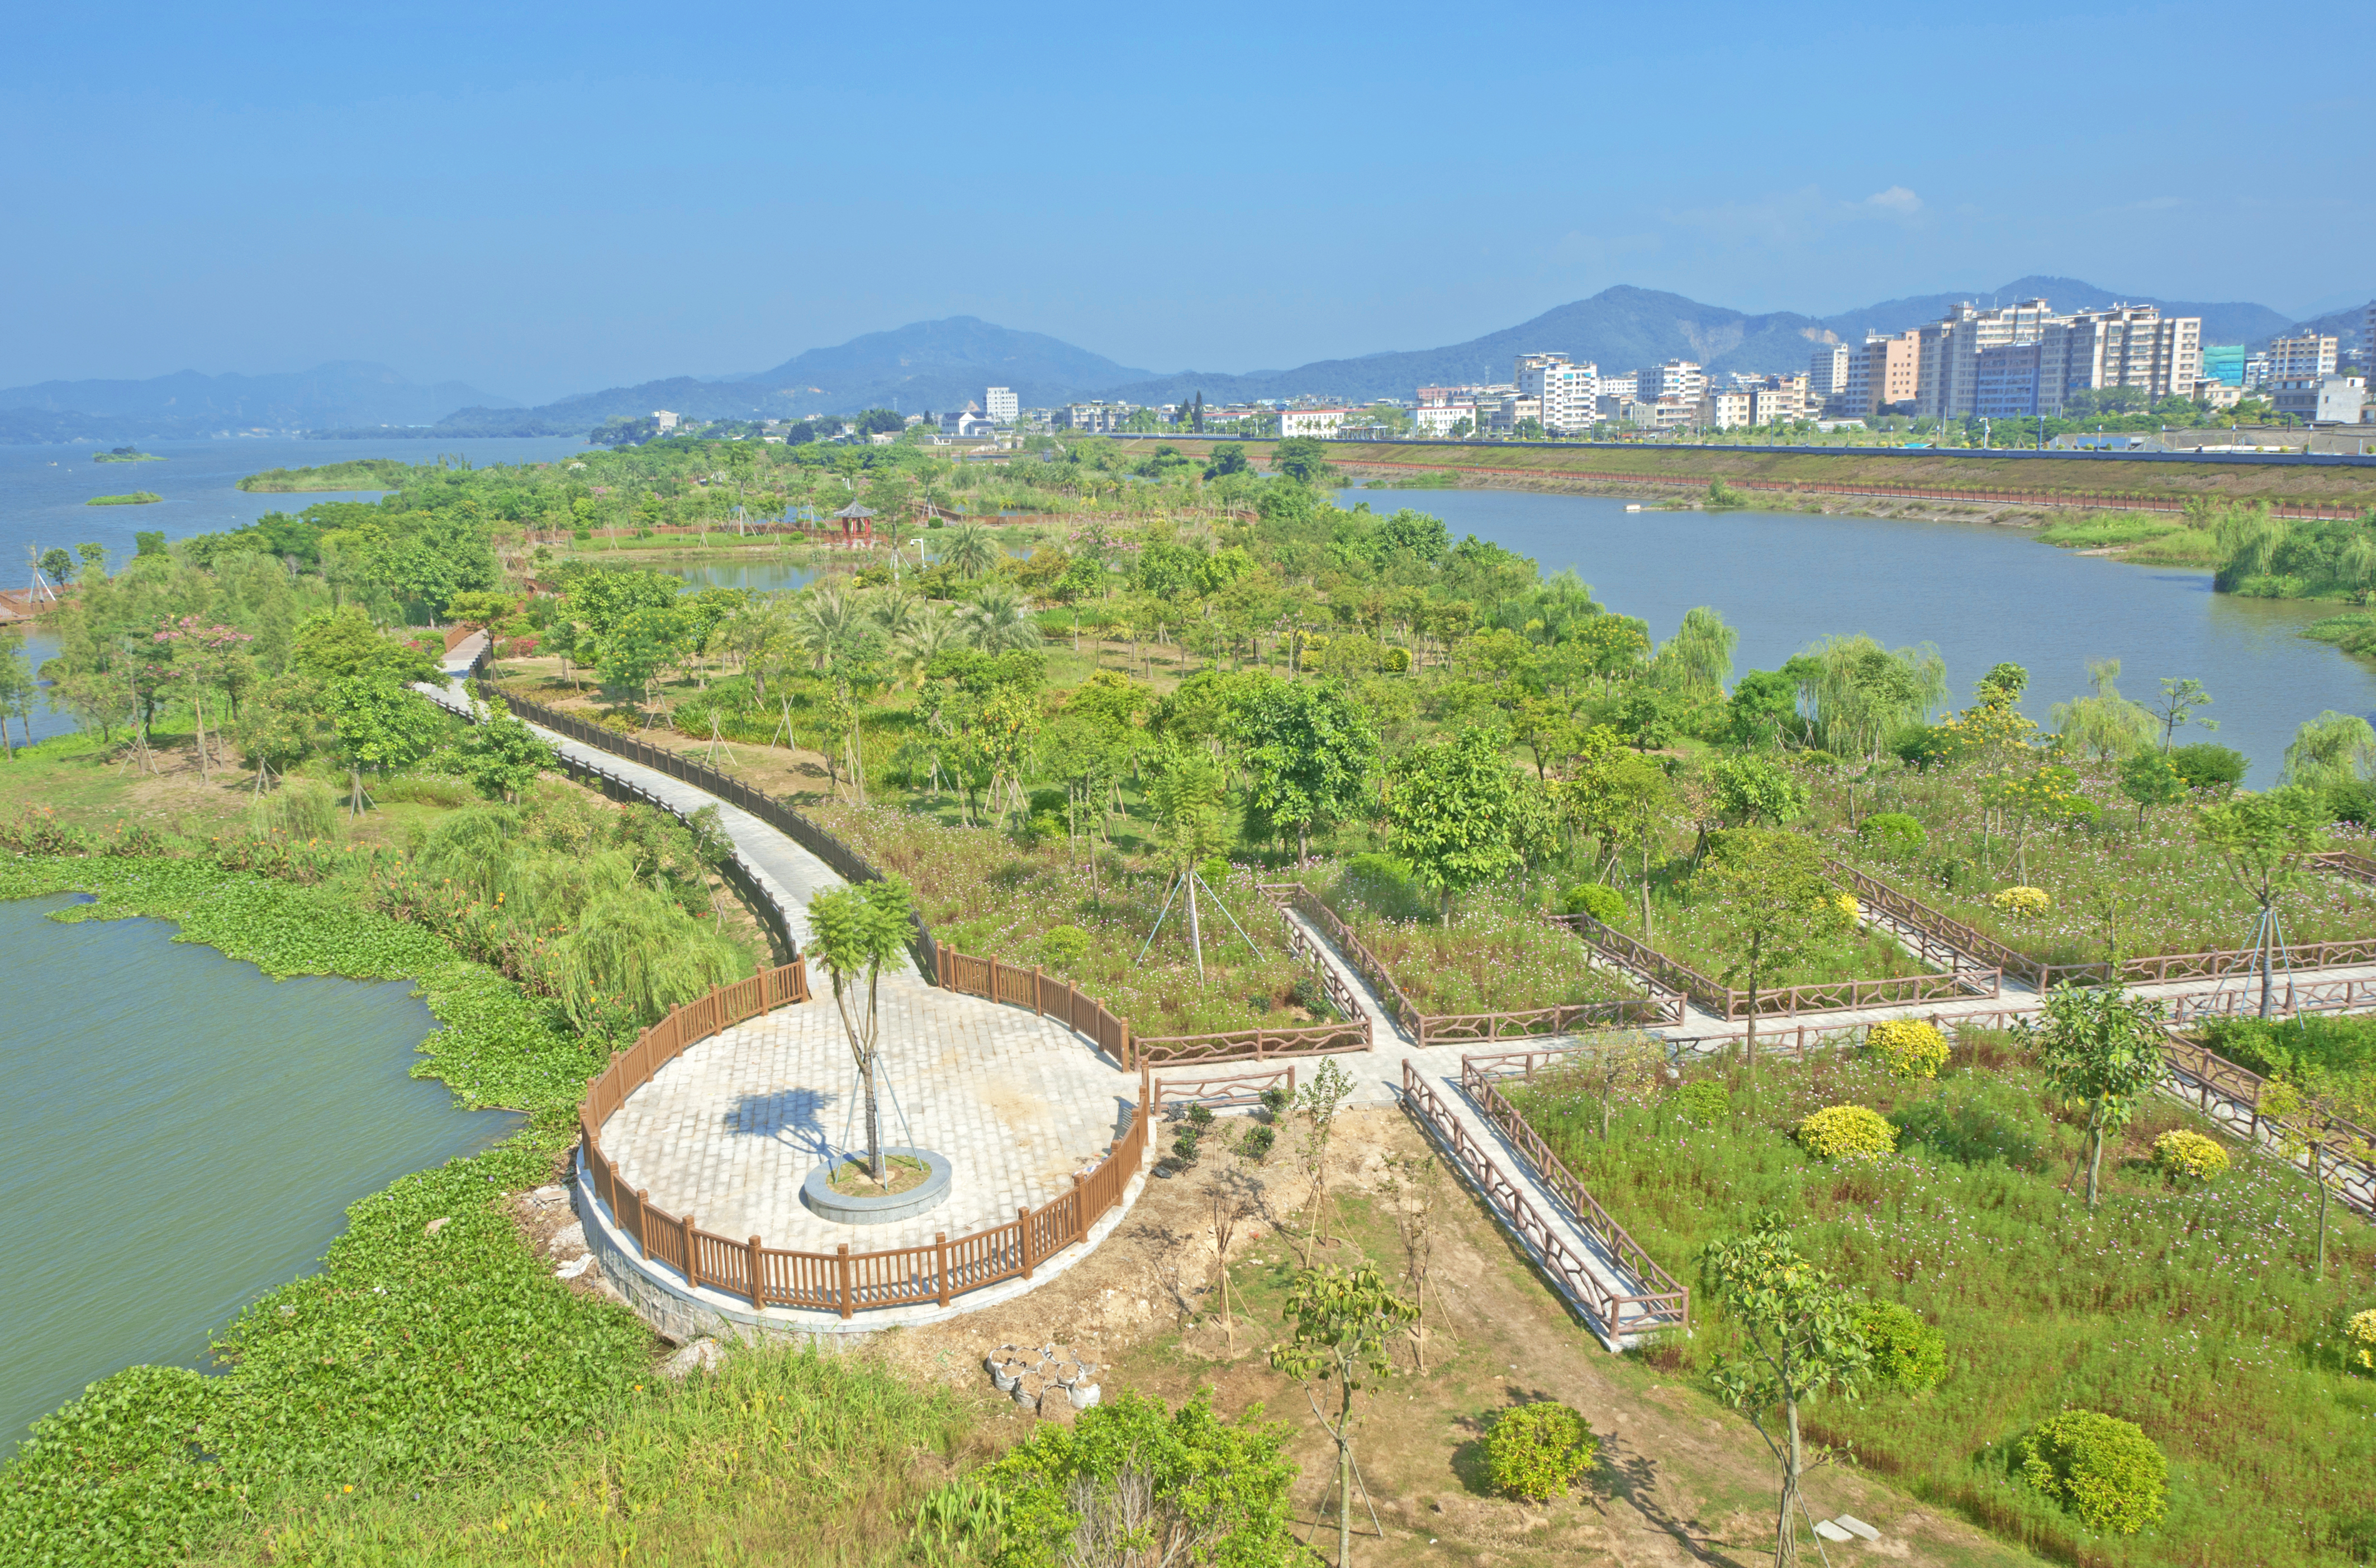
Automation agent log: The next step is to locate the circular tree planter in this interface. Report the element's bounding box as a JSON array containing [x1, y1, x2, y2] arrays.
[[800, 1146, 953, 1225]]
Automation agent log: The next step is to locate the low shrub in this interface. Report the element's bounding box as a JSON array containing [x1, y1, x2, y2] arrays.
[[1830, 892, 1862, 923], [1859, 1300, 1947, 1391], [1561, 882, 1626, 924], [1675, 1080, 1730, 1127], [1039, 924, 1091, 974], [1869, 1019, 1949, 1081], [1483, 1401, 1599, 1501], [1797, 1105, 1896, 1161], [1337, 852, 1431, 920], [2152, 1129, 2229, 1182], [2347, 1308, 2376, 1374], [1859, 811, 1927, 852], [1991, 885, 2051, 916], [2015, 1409, 2168, 1536], [0, 806, 92, 857]]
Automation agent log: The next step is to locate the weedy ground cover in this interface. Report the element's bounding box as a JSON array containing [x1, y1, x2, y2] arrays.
[[1317, 867, 1642, 1015], [1602, 878, 1933, 989], [205, 1344, 969, 1568], [1821, 761, 2376, 966], [1508, 1034, 2376, 1565], [2203, 1012, 2376, 1125]]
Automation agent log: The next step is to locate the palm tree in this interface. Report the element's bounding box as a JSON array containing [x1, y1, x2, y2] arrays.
[[869, 585, 929, 642], [792, 582, 868, 672], [962, 581, 1042, 654], [942, 521, 999, 578], [894, 609, 963, 686]]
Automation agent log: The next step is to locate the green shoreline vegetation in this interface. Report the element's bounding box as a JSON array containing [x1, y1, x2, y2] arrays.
[[92, 446, 163, 464], [7, 432, 2376, 1565], [84, 491, 161, 506]]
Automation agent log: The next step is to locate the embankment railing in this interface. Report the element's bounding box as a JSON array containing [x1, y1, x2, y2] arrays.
[[1400, 1058, 1688, 1340], [578, 962, 1154, 1317]]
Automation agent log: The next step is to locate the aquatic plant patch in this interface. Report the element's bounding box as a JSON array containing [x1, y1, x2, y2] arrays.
[[0, 856, 657, 1567], [1506, 1043, 2376, 1565]]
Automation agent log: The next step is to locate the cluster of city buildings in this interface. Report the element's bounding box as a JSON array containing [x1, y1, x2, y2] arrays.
[[660, 297, 2375, 446]]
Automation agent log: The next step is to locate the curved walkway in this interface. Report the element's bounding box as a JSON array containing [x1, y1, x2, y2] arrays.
[[419, 643, 1147, 1338]]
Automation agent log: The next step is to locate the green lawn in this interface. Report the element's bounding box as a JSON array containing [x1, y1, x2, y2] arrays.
[[1508, 1037, 2376, 1566]]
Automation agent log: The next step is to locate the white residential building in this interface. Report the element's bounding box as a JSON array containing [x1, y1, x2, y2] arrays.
[[1489, 395, 1544, 434], [1278, 407, 1352, 438], [984, 386, 1019, 422], [1915, 300, 2063, 419], [2271, 374, 2367, 424], [1751, 374, 1809, 425], [1513, 352, 1598, 433], [1809, 344, 1851, 408], [1636, 359, 1705, 405], [1700, 388, 1754, 429], [653, 409, 680, 431], [1598, 372, 1638, 402], [2269, 332, 2339, 380], [1414, 402, 1479, 436], [1056, 402, 1127, 433]]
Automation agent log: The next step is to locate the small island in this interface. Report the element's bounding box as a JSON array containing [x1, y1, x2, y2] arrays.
[[86, 491, 163, 506], [93, 446, 164, 463], [237, 458, 412, 492]]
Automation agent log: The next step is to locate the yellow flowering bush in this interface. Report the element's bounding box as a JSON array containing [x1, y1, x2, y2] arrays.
[[1797, 1105, 1897, 1160], [2346, 1309, 2376, 1374], [1992, 885, 2052, 916], [1830, 892, 1862, 923], [1869, 1018, 1949, 1080], [2151, 1129, 2229, 1182]]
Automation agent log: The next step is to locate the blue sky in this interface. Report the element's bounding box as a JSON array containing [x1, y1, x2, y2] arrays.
[[4, 2, 2367, 403]]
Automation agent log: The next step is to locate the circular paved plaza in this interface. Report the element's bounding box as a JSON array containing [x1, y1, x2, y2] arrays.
[[596, 971, 1138, 1254]]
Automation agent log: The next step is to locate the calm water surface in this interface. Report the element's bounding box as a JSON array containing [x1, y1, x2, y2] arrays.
[[1347, 486, 2376, 788], [1, 435, 591, 742], [0, 895, 517, 1450]]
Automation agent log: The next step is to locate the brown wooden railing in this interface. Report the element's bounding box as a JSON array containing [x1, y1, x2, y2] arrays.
[[1550, 908, 1994, 1019], [931, 944, 1371, 1068], [578, 962, 1154, 1317], [1267, 882, 1683, 1041], [1154, 1066, 1296, 1110], [1474, 999, 2376, 1219], [1400, 1059, 1688, 1339], [1826, 854, 2376, 991]]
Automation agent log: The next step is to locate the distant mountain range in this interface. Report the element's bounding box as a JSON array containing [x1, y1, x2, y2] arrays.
[[3, 280, 2362, 444], [0, 362, 516, 444]]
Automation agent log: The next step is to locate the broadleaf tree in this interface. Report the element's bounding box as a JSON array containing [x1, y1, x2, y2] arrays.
[[2022, 983, 2166, 1209], [805, 876, 917, 1184]]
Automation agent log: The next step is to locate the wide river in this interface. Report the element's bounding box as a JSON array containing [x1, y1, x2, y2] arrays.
[[1342, 486, 2376, 788], [0, 896, 516, 1450]]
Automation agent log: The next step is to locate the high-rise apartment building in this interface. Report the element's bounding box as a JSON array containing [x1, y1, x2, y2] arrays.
[[1513, 352, 1599, 433], [1915, 300, 2062, 419], [1845, 331, 1921, 416], [2269, 332, 2339, 379], [984, 387, 1019, 422], [1808, 344, 1851, 408], [1962, 305, 2202, 416], [1634, 359, 1705, 405]]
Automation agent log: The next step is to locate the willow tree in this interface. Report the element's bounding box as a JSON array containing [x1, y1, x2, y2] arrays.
[[2050, 658, 2157, 762], [2282, 710, 2376, 792], [1788, 635, 1945, 762], [1653, 605, 1737, 701]]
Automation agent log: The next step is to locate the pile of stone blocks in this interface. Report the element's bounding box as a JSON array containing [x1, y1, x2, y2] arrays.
[[986, 1343, 1101, 1418]]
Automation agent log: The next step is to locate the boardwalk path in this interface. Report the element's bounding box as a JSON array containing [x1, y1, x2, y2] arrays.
[[421, 640, 2373, 1342]]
